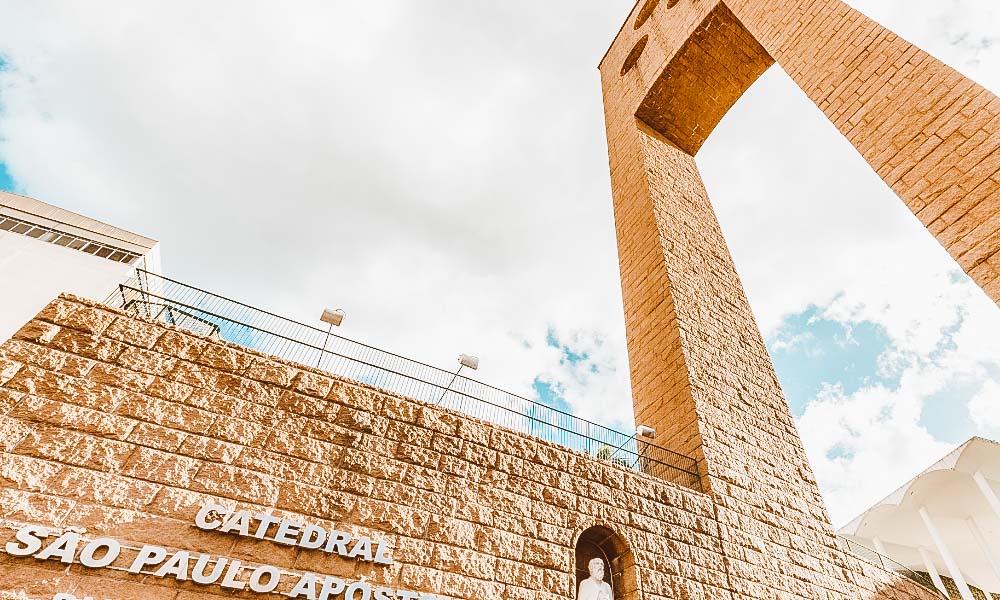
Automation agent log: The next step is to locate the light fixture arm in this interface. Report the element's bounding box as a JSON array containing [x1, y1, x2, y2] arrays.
[[435, 364, 464, 406], [316, 321, 334, 369]]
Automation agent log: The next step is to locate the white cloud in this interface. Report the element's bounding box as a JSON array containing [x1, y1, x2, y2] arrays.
[[798, 381, 953, 525], [698, 0, 1000, 523], [969, 379, 1000, 434], [0, 0, 998, 525], [0, 1, 638, 429], [796, 271, 1000, 524]]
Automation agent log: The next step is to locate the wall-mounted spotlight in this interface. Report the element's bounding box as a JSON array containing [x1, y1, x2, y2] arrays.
[[608, 423, 657, 467]]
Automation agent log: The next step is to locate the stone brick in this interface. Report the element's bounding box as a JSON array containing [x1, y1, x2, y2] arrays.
[[10, 395, 136, 440], [1, 339, 93, 377], [598, 0, 961, 597], [0, 355, 23, 385], [46, 464, 162, 510], [0, 414, 33, 452], [50, 327, 126, 362], [102, 315, 165, 349], [0, 487, 76, 524], [0, 262, 945, 600], [36, 297, 117, 334], [190, 462, 280, 505], [120, 445, 202, 487]]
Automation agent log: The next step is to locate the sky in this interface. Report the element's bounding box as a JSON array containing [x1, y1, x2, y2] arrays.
[[0, 1, 998, 527]]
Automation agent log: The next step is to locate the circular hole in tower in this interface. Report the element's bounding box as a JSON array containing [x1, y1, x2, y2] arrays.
[[633, 0, 660, 29], [620, 35, 648, 76]]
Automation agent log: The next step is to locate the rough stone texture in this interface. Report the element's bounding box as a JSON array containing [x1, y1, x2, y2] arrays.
[[0, 297, 933, 599], [0, 296, 689, 599], [603, 0, 1000, 304], [598, 0, 992, 598]]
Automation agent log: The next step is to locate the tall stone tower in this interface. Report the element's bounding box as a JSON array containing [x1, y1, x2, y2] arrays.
[[599, 0, 999, 597]]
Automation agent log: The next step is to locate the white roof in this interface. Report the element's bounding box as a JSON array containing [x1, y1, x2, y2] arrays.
[[839, 437, 1000, 593]]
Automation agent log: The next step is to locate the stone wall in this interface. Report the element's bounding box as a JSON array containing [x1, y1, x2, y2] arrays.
[[0, 295, 736, 600], [0, 298, 940, 600]]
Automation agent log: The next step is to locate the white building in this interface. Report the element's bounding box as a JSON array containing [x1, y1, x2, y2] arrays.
[[0, 190, 159, 342], [840, 437, 1000, 600]]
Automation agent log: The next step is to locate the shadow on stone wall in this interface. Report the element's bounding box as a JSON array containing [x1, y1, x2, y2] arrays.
[[914, 572, 1000, 600], [867, 574, 957, 600]]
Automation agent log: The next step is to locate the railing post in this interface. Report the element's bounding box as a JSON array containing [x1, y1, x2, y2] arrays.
[[872, 537, 889, 562], [117, 284, 128, 310]]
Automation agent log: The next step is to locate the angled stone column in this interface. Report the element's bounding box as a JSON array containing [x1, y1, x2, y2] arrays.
[[599, 0, 989, 596], [725, 0, 1000, 303]]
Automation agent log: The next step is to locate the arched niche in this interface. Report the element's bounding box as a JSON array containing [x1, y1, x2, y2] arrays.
[[574, 526, 638, 600]]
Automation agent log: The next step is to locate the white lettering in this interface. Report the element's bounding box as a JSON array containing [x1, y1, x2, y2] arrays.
[[36, 532, 81, 563], [249, 565, 281, 592], [129, 545, 168, 573], [254, 512, 281, 538], [300, 524, 326, 550], [154, 550, 191, 580], [5, 524, 47, 556], [194, 503, 226, 530], [347, 537, 373, 562], [318, 575, 346, 600], [191, 555, 227, 585], [220, 559, 246, 590], [374, 587, 395, 600], [345, 581, 371, 600], [220, 510, 253, 536], [275, 519, 303, 545], [79, 538, 121, 568], [324, 530, 352, 555], [288, 572, 319, 599], [8, 513, 428, 600], [373, 538, 393, 565]]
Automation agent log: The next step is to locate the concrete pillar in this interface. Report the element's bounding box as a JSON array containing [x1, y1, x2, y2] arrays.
[[920, 506, 975, 600], [973, 471, 1000, 521], [967, 517, 1000, 580], [919, 546, 950, 597]]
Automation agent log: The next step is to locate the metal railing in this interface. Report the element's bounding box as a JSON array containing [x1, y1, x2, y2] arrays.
[[105, 269, 702, 492], [840, 537, 946, 597]]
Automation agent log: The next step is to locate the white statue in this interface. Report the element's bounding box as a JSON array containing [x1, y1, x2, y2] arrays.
[[578, 557, 612, 600]]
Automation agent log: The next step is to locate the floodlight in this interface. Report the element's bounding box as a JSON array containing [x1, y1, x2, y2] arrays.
[[436, 352, 481, 405], [316, 308, 346, 368], [320, 308, 346, 327], [636, 425, 656, 439]]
